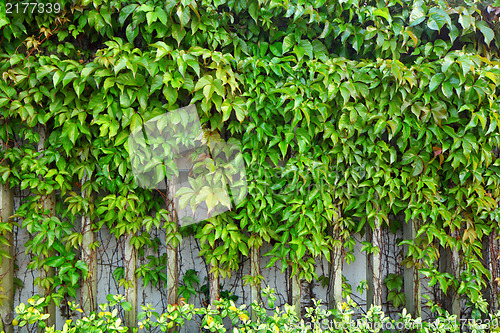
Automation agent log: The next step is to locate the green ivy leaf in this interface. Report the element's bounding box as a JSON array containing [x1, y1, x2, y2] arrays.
[[427, 8, 448, 32], [412, 157, 424, 176], [409, 5, 426, 26], [373, 118, 386, 135], [248, 0, 258, 24], [119, 4, 138, 25], [45, 256, 66, 267], [373, 8, 391, 24], [458, 11, 472, 30], [402, 148, 418, 164], [476, 21, 494, 46], [282, 35, 294, 54], [429, 73, 444, 92], [299, 39, 313, 59], [121, 301, 133, 311], [117, 73, 145, 86]]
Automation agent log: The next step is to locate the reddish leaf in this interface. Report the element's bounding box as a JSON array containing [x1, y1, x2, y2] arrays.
[[433, 146, 442, 157]]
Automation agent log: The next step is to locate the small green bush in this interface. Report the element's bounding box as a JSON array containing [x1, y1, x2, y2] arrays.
[[12, 288, 500, 333]]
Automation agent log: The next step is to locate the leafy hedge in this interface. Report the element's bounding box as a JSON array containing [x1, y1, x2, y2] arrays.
[[1, 0, 500, 321], [12, 291, 500, 333]]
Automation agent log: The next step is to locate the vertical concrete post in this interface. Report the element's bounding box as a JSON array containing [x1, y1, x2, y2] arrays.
[[439, 229, 460, 318], [327, 228, 343, 311], [80, 171, 97, 315], [403, 219, 421, 317], [0, 180, 14, 333], [483, 231, 498, 313], [209, 261, 219, 309], [166, 177, 178, 308], [366, 217, 383, 310], [37, 125, 55, 331], [39, 192, 56, 331], [291, 273, 301, 318], [250, 240, 261, 320], [124, 233, 137, 329], [166, 242, 178, 304]]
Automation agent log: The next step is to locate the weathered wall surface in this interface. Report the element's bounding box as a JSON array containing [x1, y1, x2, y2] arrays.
[[10, 194, 437, 333]]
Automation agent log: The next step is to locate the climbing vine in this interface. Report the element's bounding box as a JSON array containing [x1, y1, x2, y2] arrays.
[[1, 0, 500, 327]]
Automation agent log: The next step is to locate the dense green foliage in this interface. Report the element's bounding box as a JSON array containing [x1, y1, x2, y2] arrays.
[[1, 0, 500, 318]]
